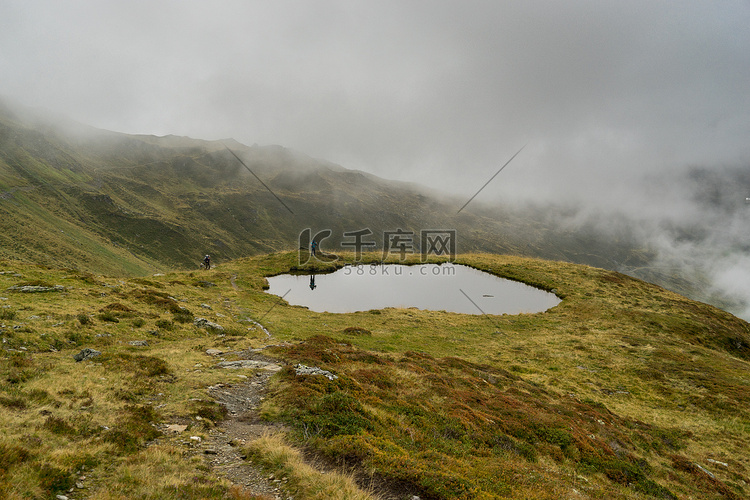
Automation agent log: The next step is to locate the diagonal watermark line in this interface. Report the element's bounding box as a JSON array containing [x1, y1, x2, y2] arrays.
[[223, 144, 295, 214], [459, 288, 502, 330], [457, 144, 527, 214], [258, 288, 291, 321]]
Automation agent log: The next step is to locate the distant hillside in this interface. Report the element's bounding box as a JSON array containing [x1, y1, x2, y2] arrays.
[[0, 100, 643, 265], [0, 97, 724, 308]]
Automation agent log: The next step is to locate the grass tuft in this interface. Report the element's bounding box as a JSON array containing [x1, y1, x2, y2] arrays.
[[244, 433, 379, 500], [102, 405, 161, 452]]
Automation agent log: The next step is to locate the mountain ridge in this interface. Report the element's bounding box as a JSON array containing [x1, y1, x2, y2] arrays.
[[0, 97, 729, 312]]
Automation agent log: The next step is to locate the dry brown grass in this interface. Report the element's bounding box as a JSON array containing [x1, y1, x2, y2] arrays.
[[245, 432, 381, 500]]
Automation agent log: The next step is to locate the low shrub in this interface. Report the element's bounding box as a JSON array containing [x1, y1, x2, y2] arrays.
[[42, 416, 77, 436], [0, 441, 32, 474], [194, 401, 229, 423], [0, 395, 26, 410], [342, 326, 372, 336], [37, 462, 74, 495], [155, 319, 173, 330], [97, 311, 119, 323], [173, 312, 193, 324], [102, 405, 161, 452], [0, 309, 16, 320]]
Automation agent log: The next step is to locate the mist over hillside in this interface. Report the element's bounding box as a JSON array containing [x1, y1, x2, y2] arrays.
[[517, 164, 750, 319], [1, 97, 748, 319]]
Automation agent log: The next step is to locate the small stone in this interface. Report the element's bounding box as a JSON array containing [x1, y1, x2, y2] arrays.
[[129, 340, 148, 346], [294, 363, 338, 380], [76, 482, 84, 488], [204, 449, 219, 455], [56, 496, 69, 500], [190, 436, 202, 443], [707, 458, 729, 468], [73, 348, 102, 362], [194, 317, 224, 333], [165, 424, 188, 433], [205, 348, 223, 356], [7, 284, 65, 293], [216, 360, 282, 371], [693, 463, 715, 479]]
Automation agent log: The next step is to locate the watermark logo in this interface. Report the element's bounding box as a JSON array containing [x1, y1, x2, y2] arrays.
[[384, 229, 414, 260], [298, 228, 457, 265], [421, 230, 456, 259], [342, 262, 457, 277], [341, 228, 377, 260]]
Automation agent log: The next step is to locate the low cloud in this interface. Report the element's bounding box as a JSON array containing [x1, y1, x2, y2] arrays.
[[1, 1, 749, 316]]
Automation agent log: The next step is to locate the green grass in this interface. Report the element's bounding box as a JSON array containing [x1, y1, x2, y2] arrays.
[[0, 251, 748, 499]]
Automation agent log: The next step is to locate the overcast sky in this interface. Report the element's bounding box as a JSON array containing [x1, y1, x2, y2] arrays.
[[1, 0, 749, 205]]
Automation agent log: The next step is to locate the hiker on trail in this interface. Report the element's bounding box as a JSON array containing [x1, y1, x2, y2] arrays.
[[203, 255, 211, 270], [310, 239, 318, 256]]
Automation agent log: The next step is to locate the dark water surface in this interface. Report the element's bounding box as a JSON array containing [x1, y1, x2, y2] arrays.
[[265, 264, 560, 315]]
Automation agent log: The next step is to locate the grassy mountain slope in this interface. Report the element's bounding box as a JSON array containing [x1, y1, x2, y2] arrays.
[[1, 252, 748, 499], [0, 99, 654, 280]]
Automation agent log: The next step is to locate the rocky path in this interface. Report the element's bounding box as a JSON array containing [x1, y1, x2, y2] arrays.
[[204, 349, 291, 499]]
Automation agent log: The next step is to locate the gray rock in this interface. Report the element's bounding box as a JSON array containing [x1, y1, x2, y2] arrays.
[[7, 284, 65, 293], [242, 318, 271, 337], [193, 317, 224, 333], [128, 340, 148, 347], [73, 348, 102, 362], [694, 463, 715, 479], [295, 363, 338, 380], [205, 348, 223, 356], [707, 458, 729, 468], [215, 360, 282, 372]]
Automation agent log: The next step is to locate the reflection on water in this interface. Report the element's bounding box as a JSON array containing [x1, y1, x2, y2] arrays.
[[265, 263, 560, 315]]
